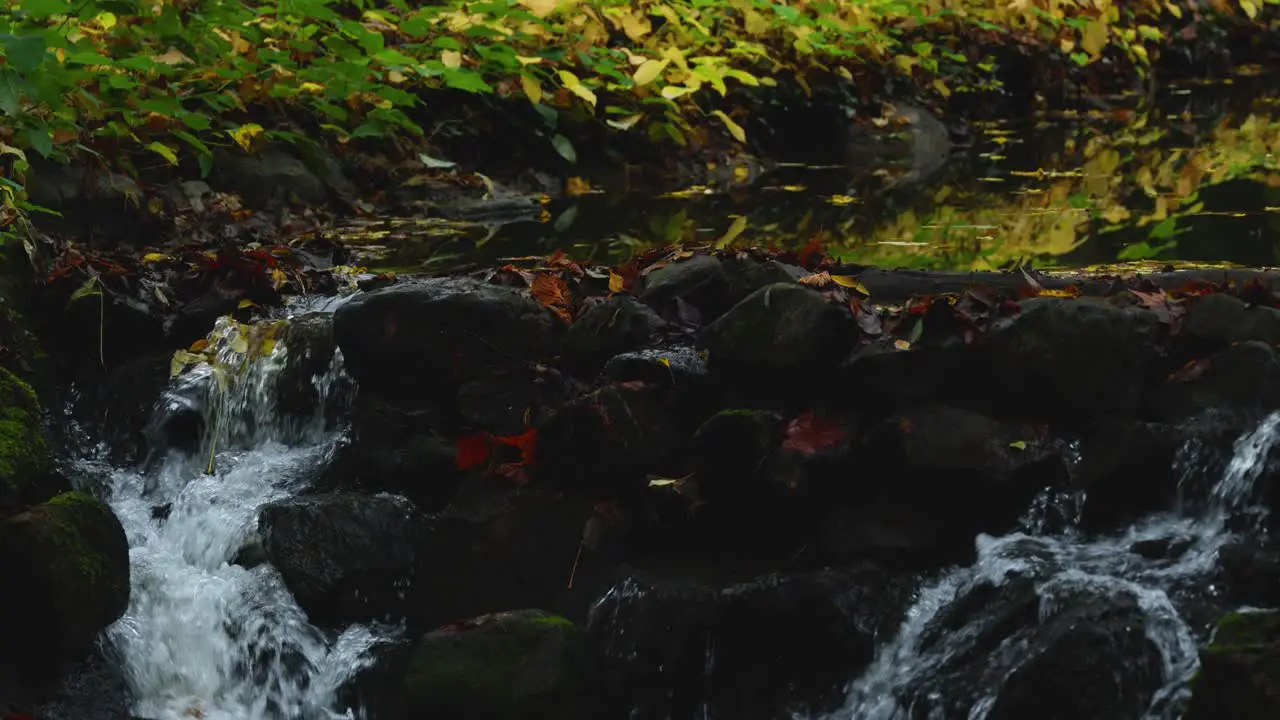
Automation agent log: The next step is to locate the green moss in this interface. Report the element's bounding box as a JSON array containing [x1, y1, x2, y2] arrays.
[[403, 610, 585, 716], [1206, 610, 1280, 653], [33, 492, 111, 587], [0, 364, 53, 508]]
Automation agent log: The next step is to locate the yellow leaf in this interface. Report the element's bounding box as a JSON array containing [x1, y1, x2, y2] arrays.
[[830, 275, 870, 295], [521, 74, 543, 104], [441, 50, 462, 69], [633, 58, 669, 87], [298, 82, 325, 94], [1241, 0, 1259, 19], [227, 123, 264, 152], [238, 298, 257, 309], [142, 252, 172, 263], [743, 9, 769, 34], [516, 55, 543, 65], [558, 70, 597, 107], [518, 0, 562, 18], [565, 176, 592, 196], [606, 113, 643, 131], [154, 47, 193, 65], [608, 271, 624, 293], [619, 11, 651, 42], [715, 215, 748, 248], [387, 69, 405, 83], [661, 85, 695, 100], [1009, 440, 1028, 451], [1080, 19, 1109, 57]]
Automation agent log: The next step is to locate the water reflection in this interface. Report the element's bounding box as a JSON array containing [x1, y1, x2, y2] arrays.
[[338, 73, 1280, 273]]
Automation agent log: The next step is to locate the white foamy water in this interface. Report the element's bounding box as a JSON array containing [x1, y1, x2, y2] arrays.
[[70, 309, 396, 720], [824, 411, 1280, 720]]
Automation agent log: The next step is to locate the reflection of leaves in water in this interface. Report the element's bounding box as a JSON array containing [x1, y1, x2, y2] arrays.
[[609, 101, 1280, 271]]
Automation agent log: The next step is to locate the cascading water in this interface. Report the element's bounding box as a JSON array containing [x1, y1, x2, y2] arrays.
[[67, 305, 395, 720], [823, 411, 1280, 720]]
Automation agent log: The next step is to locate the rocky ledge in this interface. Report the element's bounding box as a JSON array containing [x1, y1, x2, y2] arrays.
[[180, 250, 1280, 719]]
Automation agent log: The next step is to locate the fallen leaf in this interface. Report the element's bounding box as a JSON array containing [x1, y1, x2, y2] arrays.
[[531, 272, 572, 322], [830, 274, 870, 295], [455, 433, 491, 470], [565, 176, 592, 196], [781, 412, 847, 456], [608, 270, 625, 293], [799, 271, 833, 287]]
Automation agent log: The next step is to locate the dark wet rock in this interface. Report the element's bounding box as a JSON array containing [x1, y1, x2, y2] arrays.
[[318, 396, 461, 511], [142, 377, 205, 462], [210, 148, 328, 209], [1183, 293, 1280, 348], [1075, 418, 1183, 531], [334, 277, 561, 409], [699, 283, 856, 398], [721, 256, 806, 303], [1219, 542, 1280, 608], [835, 343, 961, 415], [971, 297, 1159, 420], [258, 492, 432, 629], [1149, 340, 1280, 423], [639, 255, 730, 320], [821, 501, 946, 561], [0, 366, 65, 512], [844, 405, 1067, 557], [457, 364, 575, 436], [690, 409, 783, 506], [562, 296, 667, 376], [158, 179, 215, 216], [275, 311, 348, 422], [26, 160, 147, 242], [232, 533, 268, 569], [415, 476, 617, 632], [71, 352, 174, 464], [31, 647, 136, 720], [909, 575, 1165, 720], [150, 503, 172, 522], [599, 346, 708, 386], [0, 492, 130, 681], [1184, 609, 1280, 720], [587, 565, 917, 719], [534, 382, 679, 494], [396, 610, 594, 720]]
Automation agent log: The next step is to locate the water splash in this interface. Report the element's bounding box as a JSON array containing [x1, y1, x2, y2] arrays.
[[70, 308, 394, 720], [827, 411, 1280, 720]]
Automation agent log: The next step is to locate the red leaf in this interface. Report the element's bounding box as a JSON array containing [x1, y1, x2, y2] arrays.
[[493, 427, 538, 467], [781, 412, 847, 456], [455, 433, 491, 470]]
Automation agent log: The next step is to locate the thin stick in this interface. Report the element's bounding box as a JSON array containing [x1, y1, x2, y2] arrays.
[[567, 543, 583, 590]]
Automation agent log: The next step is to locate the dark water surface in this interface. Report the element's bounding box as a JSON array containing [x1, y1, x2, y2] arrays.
[[340, 70, 1280, 274]]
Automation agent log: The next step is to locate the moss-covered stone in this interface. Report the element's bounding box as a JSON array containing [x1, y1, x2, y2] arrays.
[[1183, 609, 1280, 720], [0, 491, 130, 680], [401, 609, 593, 719], [0, 364, 63, 512]]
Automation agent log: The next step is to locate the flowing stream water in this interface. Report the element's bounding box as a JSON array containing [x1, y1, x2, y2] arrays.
[[66, 305, 396, 720], [822, 412, 1280, 720], [49, 295, 1280, 719]]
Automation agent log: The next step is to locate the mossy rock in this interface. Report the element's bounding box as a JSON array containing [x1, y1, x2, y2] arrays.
[[401, 609, 593, 719], [0, 365, 64, 513], [1183, 609, 1280, 720], [0, 491, 130, 680]]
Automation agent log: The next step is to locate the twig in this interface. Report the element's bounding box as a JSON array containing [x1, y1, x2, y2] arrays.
[[566, 543, 583, 590]]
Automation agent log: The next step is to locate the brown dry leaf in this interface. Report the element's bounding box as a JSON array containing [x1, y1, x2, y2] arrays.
[[798, 271, 833, 287], [155, 47, 194, 65], [531, 272, 572, 322]]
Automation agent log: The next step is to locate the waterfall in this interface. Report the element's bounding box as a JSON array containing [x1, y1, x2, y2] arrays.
[[68, 307, 396, 720]]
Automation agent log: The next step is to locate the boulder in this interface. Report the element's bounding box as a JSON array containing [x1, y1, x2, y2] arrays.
[[599, 346, 708, 387], [258, 493, 432, 629], [333, 277, 561, 408], [699, 283, 857, 397], [562, 296, 667, 376], [1182, 293, 1280, 348], [210, 148, 328, 208], [640, 255, 730, 321], [1074, 418, 1183, 531], [0, 366, 65, 512], [972, 297, 1159, 420], [0, 492, 130, 679], [1149, 340, 1280, 423], [416, 476, 618, 632], [905, 574, 1167, 720], [318, 395, 461, 511], [456, 364, 575, 436], [587, 565, 917, 719], [274, 311, 349, 424], [534, 382, 679, 494], [398, 610, 594, 720], [1184, 609, 1280, 720]]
